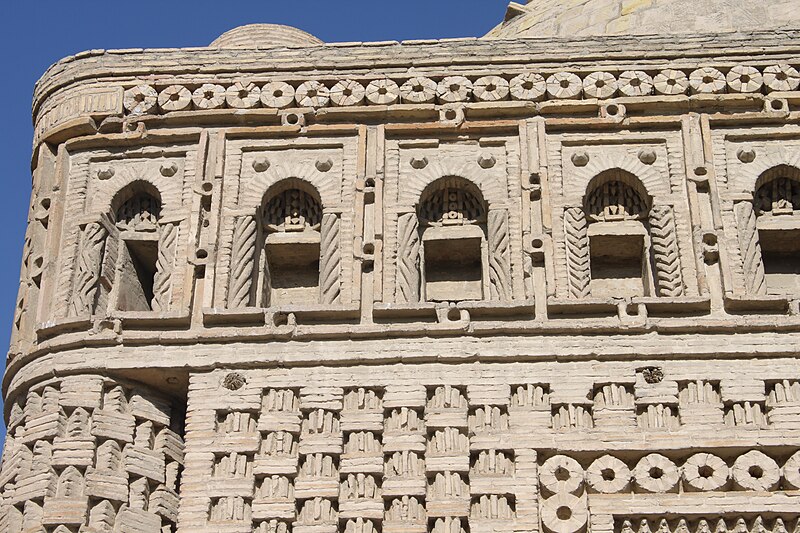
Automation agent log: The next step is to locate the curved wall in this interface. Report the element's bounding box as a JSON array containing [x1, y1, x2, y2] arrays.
[[3, 25, 800, 533]]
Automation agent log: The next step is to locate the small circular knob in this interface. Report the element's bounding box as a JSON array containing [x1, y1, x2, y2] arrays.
[[252, 158, 270, 172], [737, 147, 756, 163], [571, 152, 590, 167], [638, 149, 657, 165], [478, 154, 496, 169], [410, 156, 428, 169], [97, 168, 115, 180], [160, 162, 179, 177], [316, 158, 334, 172]]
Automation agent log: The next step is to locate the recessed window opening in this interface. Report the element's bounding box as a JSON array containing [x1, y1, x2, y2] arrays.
[[424, 232, 483, 302], [113, 190, 162, 312], [584, 170, 652, 299], [117, 238, 158, 311], [418, 177, 488, 302], [259, 181, 323, 306], [759, 230, 800, 295], [755, 167, 800, 295], [589, 229, 647, 299]]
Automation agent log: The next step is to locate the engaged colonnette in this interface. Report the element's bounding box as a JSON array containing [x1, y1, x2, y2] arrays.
[[3, 2, 800, 532]]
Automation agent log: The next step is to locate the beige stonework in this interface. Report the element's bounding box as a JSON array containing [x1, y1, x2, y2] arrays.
[[2, 4, 800, 533]]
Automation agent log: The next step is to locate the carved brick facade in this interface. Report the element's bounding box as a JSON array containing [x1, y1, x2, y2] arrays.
[[2, 4, 800, 533]]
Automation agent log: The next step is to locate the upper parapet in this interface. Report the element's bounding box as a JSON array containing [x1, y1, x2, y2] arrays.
[[30, 29, 800, 151], [486, 0, 800, 39]]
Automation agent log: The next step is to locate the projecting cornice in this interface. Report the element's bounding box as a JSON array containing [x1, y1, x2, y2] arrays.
[[30, 30, 800, 148]]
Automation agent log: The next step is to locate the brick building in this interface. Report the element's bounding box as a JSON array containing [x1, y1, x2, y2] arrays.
[[2, 2, 800, 532]]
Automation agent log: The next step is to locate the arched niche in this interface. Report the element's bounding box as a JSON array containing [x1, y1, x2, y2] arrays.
[[583, 171, 651, 223], [69, 177, 180, 317], [111, 180, 163, 230], [416, 176, 489, 302], [580, 169, 655, 299], [754, 165, 800, 216], [257, 178, 325, 306], [752, 165, 800, 294], [108, 182, 164, 312], [563, 149, 668, 208]]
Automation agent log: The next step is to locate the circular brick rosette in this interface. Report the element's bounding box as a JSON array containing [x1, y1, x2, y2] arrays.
[[682, 452, 729, 492], [295, 80, 330, 108], [510, 72, 547, 101], [473, 76, 510, 102], [192, 84, 226, 110], [540, 455, 585, 496], [124, 84, 158, 115], [260, 81, 296, 109], [437, 76, 473, 103], [633, 453, 680, 493], [366, 79, 400, 106], [654, 69, 689, 95], [583, 71, 618, 99], [158, 85, 192, 112], [400, 77, 437, 104], [587, 455, 631, 494], [732, 450, 780, 491], [225, 81, 262, 109], [541, 493, 588, 533], [330, 80, 366, 107]]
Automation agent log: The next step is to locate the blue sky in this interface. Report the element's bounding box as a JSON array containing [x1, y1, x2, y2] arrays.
[[0, 1, 507, 446]]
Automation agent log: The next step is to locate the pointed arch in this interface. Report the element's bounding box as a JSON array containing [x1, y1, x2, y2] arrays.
[[56, 466, 85, 499], [133, 421, 155, 449], [95, 440, 123, 472], [65, 408, 91, 439], [21, 500, 43, 529], [13, 444, 34, 479], [8, 402, 24, 430], [31, 440, 53, 470], [128, 476, 150, 511], [88, 500, 117, 532], [42, 386, 60, 412], [24, 389, 43, 418], [102, 385, 129, 413]]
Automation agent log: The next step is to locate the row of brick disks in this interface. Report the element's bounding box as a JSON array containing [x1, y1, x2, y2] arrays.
[[539, 450, 800, 532], [121, 64, 800, 115]]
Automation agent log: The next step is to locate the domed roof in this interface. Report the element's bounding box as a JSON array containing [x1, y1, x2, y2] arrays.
[[211, 24, 323, 48], [485, 0, 800, 39]]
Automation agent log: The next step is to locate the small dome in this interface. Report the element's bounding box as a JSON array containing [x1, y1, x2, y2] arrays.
[[211, 24, 323, 48], [486, 0, 800, 39]]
